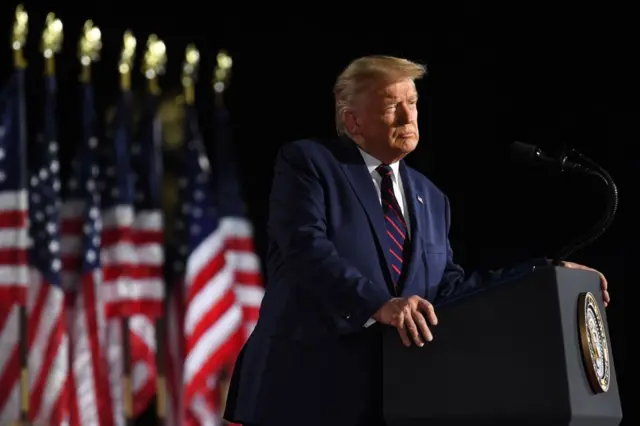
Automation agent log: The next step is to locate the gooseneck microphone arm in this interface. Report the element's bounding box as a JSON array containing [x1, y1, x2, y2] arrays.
[[551, 149, 619, 264], [509, 142, 619, 264]]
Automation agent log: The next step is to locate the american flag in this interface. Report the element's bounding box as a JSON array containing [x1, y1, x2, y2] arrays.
[[0, 70, 29, 305], [100, 90, 158, 422], [60, 79, 114, 426], [24, 73, 69, 424], [0, 69, 30, 422], [177, 102, 242, 425], [212, 102, 263, 344], [99, 90, 135, 319], [129, 92, 164, 319], [125, 90, 165, 412], [174, 97, 263, 425]]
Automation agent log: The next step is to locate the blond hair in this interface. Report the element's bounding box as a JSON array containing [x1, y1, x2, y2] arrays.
[[333, 55, 427, 135]]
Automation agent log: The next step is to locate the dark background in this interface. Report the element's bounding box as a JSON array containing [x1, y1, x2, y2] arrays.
[[1, 2, 633, 424]]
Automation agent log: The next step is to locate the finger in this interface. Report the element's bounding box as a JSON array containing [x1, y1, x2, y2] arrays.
[[600, 274, 609, 306], [564, 261, 591, 271], [563, 262, 609, 302], [563, 261, 581, 269], [417, 299, 438, 326], [396, 313, 411, 347], [412, 310, 432, 343], [599, 272, 608, 292], [404, 311, 423, 347]]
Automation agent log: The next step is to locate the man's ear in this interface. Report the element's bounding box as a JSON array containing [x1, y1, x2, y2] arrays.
[[343, 109, 361, 137]]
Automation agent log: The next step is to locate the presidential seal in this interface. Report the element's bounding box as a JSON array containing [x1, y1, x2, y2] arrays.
[[578, 292, 610, 393]]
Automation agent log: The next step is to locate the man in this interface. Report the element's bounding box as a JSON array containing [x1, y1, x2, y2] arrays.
[[223, 55, 609, 426]]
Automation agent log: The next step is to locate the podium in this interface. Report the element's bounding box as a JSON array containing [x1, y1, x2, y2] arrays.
[[382, 266, 623, 426]]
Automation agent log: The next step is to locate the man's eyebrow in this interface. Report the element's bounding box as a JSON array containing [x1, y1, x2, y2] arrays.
[[384, 93, 419, 103]]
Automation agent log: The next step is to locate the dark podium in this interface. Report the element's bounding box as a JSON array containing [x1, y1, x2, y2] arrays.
[[383, 266, 623, 426]]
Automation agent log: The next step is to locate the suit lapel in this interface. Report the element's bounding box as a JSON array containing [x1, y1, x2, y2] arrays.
[[339, 144, 396, 283], [399, 161, 423, 293]]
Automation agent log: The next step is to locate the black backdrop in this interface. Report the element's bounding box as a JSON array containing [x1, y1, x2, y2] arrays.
[[1, 2, 632, 424]]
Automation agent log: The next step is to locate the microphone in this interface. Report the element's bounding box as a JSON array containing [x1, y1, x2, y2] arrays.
[[510, 141, 588, 173], [509, 141, 619, 264]]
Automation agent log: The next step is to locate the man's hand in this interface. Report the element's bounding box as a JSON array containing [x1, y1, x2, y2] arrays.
[[562, 261, 610, 307], [373, 296, 437, 347]]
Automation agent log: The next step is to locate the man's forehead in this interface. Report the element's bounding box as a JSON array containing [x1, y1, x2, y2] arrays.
[[353, 79, 417, 107], [378, 80, 418, 99]]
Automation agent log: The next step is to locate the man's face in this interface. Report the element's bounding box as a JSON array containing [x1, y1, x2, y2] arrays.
[[346, 78, 419, 163]]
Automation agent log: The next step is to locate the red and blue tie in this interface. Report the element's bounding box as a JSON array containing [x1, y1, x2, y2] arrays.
[[376, 164, 410, 291]]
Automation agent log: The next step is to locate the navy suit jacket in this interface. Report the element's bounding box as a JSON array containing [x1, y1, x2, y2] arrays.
[[224, 137, 544, 426]]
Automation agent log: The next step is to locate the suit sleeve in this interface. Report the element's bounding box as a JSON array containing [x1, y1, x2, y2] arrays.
[[268, 143, 392, 332], [433, 195, 548, 305]]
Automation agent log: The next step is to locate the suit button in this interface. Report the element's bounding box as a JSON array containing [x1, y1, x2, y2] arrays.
[[345, 313, 351, 320]]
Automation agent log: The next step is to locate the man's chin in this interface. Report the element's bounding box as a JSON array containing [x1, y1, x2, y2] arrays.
[[395, 137, 418, 153]]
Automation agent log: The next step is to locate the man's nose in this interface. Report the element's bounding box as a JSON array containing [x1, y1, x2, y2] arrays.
[[397, 104, 411, 124]]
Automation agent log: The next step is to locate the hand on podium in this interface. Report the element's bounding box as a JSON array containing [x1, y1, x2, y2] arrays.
[[373, 296, 438, 347], [560, 261, 610, 306]]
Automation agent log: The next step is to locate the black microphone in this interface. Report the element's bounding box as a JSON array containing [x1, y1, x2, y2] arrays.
[[509, 141, 619, 264], [510, 141, 589, 173]]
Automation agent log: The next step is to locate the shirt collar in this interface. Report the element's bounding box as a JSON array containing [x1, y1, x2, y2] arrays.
[[357, 146, 401, 181]]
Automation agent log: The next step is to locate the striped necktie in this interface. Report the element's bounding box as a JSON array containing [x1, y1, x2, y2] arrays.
[[376, 164, 410, 291]]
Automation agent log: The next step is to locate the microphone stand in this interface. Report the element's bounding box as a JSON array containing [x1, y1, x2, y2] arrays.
[[551, 149, 619, 265]]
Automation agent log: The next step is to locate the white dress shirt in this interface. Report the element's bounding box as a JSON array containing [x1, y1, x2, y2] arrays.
[[357, 147, 410, 235], [356, 147, 410, 327]]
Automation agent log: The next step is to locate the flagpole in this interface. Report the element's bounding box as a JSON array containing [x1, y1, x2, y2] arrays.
[[182, 44, 199, 106], [212, 50, 232, 108], [118, 31, 136, 426], [79, 20, 101, 85], [42, 13, 63, 77], [154, 313, 166, 426], [142, 34, 167, 426], [11, 5, 29, 425]]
